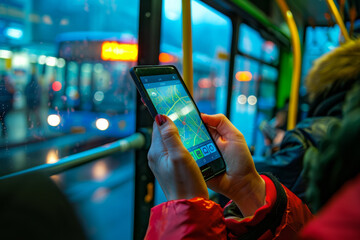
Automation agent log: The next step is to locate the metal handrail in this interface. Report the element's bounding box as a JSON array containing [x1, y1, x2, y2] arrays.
[[0, 132, 146, 181], [182, 0, 194, 95], [326, 0, 351, 42], [275, 0, 301, 130]]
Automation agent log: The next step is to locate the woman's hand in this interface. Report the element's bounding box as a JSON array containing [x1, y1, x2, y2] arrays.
[[202, 113, 265, 217], [147, 114, 208, 201]]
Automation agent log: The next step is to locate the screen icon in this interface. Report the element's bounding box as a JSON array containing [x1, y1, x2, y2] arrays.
[[200, 145, 210, 156], [206, 143, 216, 153], [194, 149, 204, 159]]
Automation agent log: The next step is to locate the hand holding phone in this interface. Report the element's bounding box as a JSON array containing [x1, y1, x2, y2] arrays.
[[148, 114, 209, 200], [201, 113, 265, 216], [130, 65, 226, 181]]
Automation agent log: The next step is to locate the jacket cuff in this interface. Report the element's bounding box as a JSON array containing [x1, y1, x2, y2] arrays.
[[145, 197, 226, 239], [224, 173, 287, 239]]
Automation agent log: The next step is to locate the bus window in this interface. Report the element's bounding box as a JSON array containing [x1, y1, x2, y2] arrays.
[[153, 0, 232, 205], [80, 63, 93, 111], [160, 0, 231, 115], [0, 0, 140, 239], [262, 40, 279, 65], [230, 56, 260, 146], [302, 25, 340, 85], [238, 24, 264, 60], [66, 61, 80, 109], [300, 25, 340, 117], [258, 65, 278, 117], [93, 63, 111, 111], [233, 24, 281, 150], [93, 62, 135, 114], [49, 59, 66, 110]]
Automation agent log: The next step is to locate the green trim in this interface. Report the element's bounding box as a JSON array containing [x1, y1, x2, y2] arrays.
[[231, 0, 290, 40], [277, 49, 293, 109]]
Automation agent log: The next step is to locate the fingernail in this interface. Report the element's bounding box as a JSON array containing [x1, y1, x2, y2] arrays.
[[155, 114, 166, 126]]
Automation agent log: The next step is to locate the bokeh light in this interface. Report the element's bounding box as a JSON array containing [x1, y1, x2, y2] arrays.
[[47, 114, 61, 126], [96, 118, 109, 131]]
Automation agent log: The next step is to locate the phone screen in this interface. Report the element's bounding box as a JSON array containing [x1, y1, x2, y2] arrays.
[[140, 73, 221, 167]]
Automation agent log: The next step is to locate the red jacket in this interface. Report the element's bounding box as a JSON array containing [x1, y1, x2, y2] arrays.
[[145, 174, 313, 239], [300, 174, 360, 240]]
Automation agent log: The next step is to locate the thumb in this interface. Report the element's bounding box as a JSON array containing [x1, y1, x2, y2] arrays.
[[155, 114, 188, 160], [201, 113, 242, 140]]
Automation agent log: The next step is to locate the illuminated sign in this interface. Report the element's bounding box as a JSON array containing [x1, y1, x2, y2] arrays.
[[101, 42, 138, 61], [159, 53, 177, 63], [235, 71, 252, 82]]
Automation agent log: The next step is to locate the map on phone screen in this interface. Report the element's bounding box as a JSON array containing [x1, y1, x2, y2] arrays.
[[141, 73, 220, 167]]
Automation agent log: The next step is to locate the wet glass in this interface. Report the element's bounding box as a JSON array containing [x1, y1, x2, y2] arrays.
[[302, 25, 340, 85], [238, 24, 279, 65], [0, 0, 139, 239], [258, 65, 278, 117], [160, 0, 232, 115], [154, 0, 232, 205], [232, 23, 280, 154], [253, 65, 279, 157], [238, 24, 264, 59], [230, 56, 260, 146], [262, 40, 279, 65], [300, 25, 340, 117]]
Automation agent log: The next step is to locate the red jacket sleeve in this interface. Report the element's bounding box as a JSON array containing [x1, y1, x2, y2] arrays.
[[300, 174, 360, 240], [145, 197, 226, 240], [145, 174, 313, 240]]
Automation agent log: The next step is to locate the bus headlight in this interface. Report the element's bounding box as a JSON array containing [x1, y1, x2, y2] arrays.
[[47, 114, 61, 127], [96, 118, 109, 131]]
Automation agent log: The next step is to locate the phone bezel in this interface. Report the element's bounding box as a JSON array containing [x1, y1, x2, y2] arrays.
[[130, 65, 226, 181]]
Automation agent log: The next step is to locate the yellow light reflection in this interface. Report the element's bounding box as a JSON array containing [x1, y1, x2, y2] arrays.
[[46, 150, 59, 164], [286, 10, 293, 18], [50, 175, 62, 186], [92, 161, 108, 181], [236, 71, 252, 82]]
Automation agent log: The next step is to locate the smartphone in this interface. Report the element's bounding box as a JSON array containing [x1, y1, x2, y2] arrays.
[[130, 65, 226, 181]]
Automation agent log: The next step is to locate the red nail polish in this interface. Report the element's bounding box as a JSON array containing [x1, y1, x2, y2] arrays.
[[155, 114, 166, 126]]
